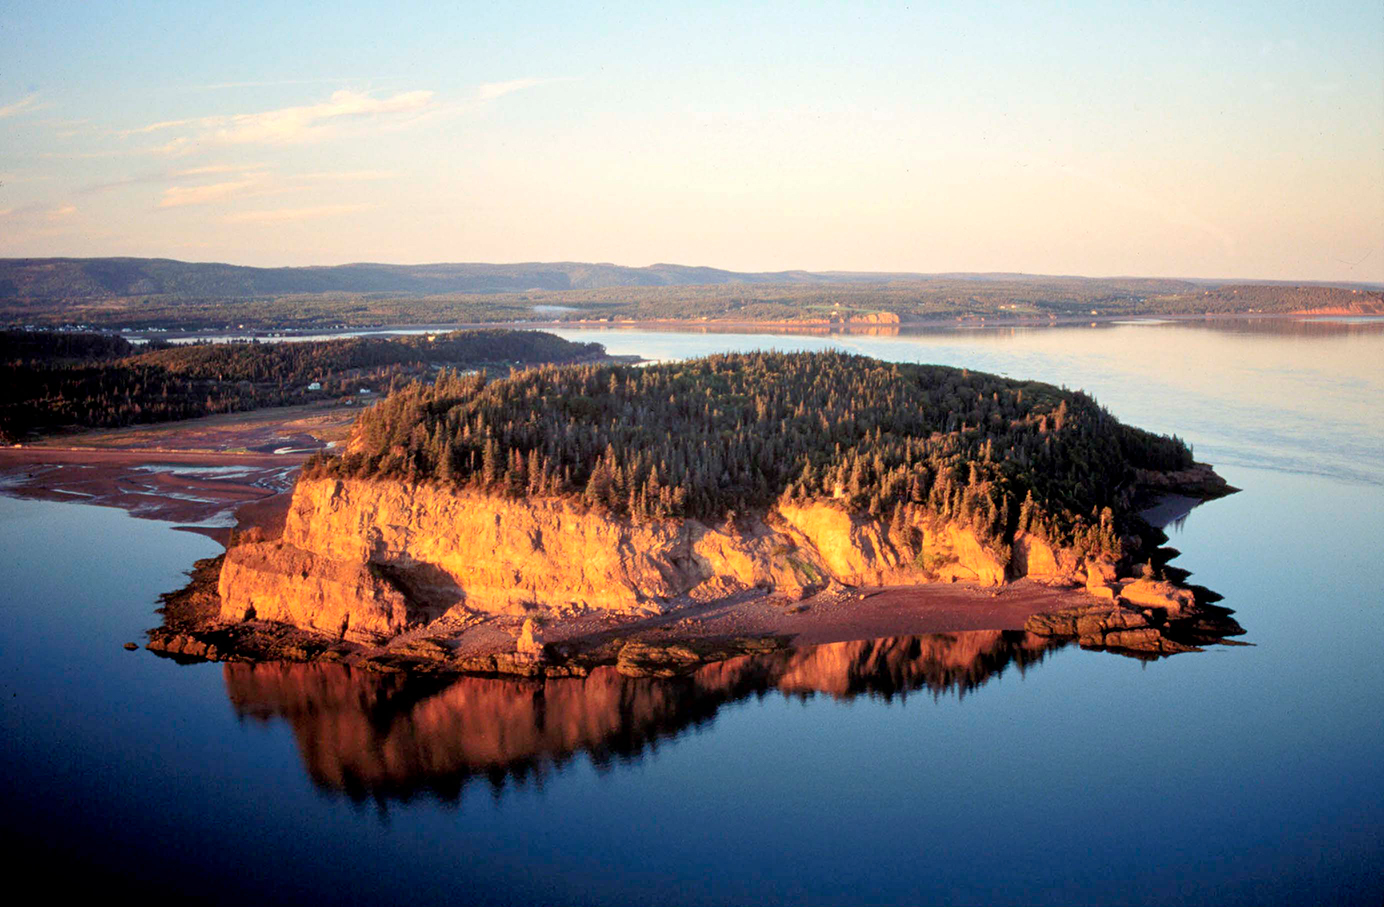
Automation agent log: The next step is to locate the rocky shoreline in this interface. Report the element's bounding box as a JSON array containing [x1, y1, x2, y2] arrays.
[[149, 553, 793, 677], [148, 468, 1245, 675]]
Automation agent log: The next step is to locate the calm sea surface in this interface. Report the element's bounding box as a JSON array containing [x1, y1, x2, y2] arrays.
[[2, 319, 1381, 905]]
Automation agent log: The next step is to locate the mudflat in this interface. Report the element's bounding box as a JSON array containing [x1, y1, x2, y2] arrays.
[[0, 402, 353, 536]]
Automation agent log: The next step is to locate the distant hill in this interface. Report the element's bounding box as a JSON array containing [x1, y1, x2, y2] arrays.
[[0, 257, 846, 299], [0, 256, 1218, 300], [1, 257, 1378, 330]]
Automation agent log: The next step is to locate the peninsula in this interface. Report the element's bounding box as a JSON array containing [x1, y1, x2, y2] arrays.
[[152, 351, 1242, 671]]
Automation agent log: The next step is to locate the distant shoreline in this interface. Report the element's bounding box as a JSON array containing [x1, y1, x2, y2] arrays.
[[110, 310, 1384, 344]]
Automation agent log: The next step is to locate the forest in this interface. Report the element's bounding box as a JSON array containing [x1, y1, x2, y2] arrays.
[[0, 329, 604, 441], [309, 351, 1196, 560]]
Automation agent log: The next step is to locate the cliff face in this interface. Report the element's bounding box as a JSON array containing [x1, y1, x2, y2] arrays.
[[219, 477, 1079, 643]]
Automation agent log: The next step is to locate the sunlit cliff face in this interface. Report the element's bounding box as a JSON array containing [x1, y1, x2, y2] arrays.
[[224, 631, 1065, 803]]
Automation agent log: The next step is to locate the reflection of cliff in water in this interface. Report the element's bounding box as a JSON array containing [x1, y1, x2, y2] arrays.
[[225, 630, 1065, 803]]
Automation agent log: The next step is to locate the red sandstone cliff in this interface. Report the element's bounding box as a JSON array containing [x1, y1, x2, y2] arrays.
[[218, 476, 1086, 644]]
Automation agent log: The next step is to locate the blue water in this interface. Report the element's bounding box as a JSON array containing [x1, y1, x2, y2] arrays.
[[1, 319, 1381, 904]]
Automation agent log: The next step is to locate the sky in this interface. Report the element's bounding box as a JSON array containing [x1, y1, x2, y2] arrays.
[[1, 1, 1381, 282]]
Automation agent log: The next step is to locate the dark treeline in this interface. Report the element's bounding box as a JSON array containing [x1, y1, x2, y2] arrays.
[[133, 331, 600, 383], [0, 328, 142, 362], [1149, 284, 1382, 315], [0, 329, 604, 441], [310, 351, 1194, 559]]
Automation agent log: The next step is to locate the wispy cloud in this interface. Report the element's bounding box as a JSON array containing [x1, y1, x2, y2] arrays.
[[113, 79, 560, 158], [159, 176, 267, 208], [79, 162, 388, 210], [48, 118, 93, 138], [80, 163, 270, 195], [175, 163, 268, 176], [190, 77, 371, 91], [0, 94, 49, 119], [224, 203, 372, 224], [42, 148, 145, 160], [383, 77, 566, 132], [0, 203, 92, 244], [3, 202, 80, 220], [0, 171, 55, 186], [300, 170, 396, 182], [129, 89, 435, 152], [475, 78, 554, 101]]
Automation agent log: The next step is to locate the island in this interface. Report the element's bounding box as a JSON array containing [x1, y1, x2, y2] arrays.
[[151, 350, 1243, 672]]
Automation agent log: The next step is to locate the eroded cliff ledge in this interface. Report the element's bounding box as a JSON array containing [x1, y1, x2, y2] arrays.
[[188, 469, 1241, 669], [220, 476, 1058, 641]]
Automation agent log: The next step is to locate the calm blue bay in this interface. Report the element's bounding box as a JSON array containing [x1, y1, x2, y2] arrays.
[[2, 319, 1380, 905]]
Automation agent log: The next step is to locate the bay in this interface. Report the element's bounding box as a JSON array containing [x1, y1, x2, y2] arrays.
[[2, 318, 1380, 905]]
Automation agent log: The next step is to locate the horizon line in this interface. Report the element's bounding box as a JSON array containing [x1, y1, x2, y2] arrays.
[[1, 254, 1381, 290]]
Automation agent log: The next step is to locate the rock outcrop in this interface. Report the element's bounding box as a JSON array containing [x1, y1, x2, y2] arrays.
[[219, 477, 1043, 643], [1025, 602, 1190, 654], [219, 539, 412, 642], [1134, 462, 1238, 499], [1024, 575, 1243, 655]]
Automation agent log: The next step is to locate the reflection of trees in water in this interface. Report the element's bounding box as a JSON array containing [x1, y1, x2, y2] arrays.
[[224, 631, 1066, 805]]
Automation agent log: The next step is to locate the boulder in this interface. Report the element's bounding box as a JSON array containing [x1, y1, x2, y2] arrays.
[[1119, 578, 1196, 615]]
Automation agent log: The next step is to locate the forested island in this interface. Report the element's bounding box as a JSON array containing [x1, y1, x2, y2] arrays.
[[309, 351, 1192, 557], [0, 328, 605, 442], [157, 352, 1243, 671], [2, 257, 1378, 332]]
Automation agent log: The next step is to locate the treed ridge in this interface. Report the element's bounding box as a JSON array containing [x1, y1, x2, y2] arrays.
[[0, 329, 603, 440], [130, 330, 601, 382], [309, 351, 1194, 558]]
